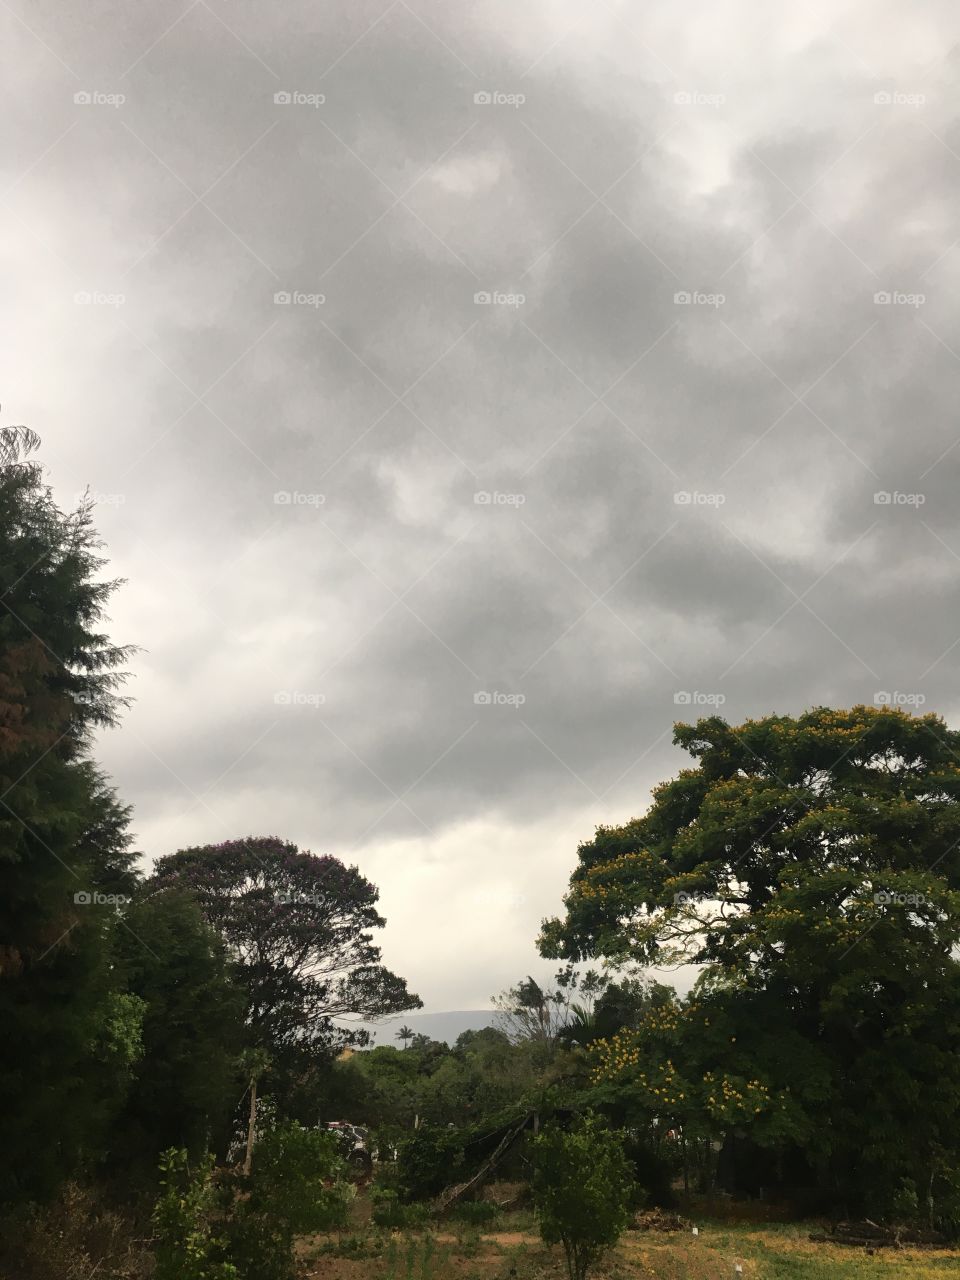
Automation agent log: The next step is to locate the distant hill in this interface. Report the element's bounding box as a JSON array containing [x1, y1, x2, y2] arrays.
[[351, 1009, 499, 1047]]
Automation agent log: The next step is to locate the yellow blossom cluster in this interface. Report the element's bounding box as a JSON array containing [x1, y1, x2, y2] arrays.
[[703, 1072, 769, 1117]]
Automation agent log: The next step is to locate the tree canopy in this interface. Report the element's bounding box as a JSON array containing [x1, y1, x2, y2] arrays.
[[149, 836, 422, 1053], [542, 706, 960, 1217]]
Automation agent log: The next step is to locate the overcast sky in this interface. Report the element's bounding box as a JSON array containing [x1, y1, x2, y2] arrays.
[[3, 0, 959, 1012]]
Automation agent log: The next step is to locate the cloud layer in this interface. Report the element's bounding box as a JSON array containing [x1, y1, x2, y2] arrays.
[[3, 0, 959, 1007]]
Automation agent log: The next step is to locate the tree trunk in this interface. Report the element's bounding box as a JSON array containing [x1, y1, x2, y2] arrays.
[[243, 1075, 258, 1176]]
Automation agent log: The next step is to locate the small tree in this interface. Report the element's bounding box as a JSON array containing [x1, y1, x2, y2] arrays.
[[396, 1025, 414, 1049], [532, 1115, 632, 1280]]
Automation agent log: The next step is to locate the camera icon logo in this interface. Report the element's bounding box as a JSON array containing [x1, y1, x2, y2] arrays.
[[474, 291, 492, 304], [874, 291, 891, 304], [874, 91, 892, 105], [674, 291, 691, 304], [474, 691, 492, 705], [274, 291, 291, 304], [273, 691, 292, 704], [74, 891, 92, 904], [873, 491, 892, 505], [474, 91, 492, 105], [74, 91, 92, 105], [274, 91, 292, 105], [673, 691, 692, 704]]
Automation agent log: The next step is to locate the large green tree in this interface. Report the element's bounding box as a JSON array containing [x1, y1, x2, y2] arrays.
[[542, 706, 960, 1221], [0, 430, 138, 1201], [149, 837, 422, 1056], [110, 888, 247, 1179]]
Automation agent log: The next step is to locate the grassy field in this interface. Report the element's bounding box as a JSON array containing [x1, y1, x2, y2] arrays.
[[298, 1197, 960, 1280]]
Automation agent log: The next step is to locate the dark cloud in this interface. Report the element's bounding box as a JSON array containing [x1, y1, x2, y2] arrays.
[[3, 0, 960, 1008]]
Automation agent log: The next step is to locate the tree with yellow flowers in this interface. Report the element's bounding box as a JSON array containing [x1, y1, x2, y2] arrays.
[[541, 707, 960, 1227]]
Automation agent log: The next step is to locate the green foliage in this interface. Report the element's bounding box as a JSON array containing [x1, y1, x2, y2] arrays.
[[371, 1188, 431, 1230], [153, 1149, 236, 1280], [94, 991, 146, 1069], [382, 1235, 450, 1280], [149, 837, 421, 1054], [154, 1125, 349, 1280], [449, 1199, 500, 1226], [543, 706, 960, 1218], [110, 890, 246, 1180], [245, 1121, 349, 1233], [532, 1115, 632, 1280], [0, 453, 138, 1203], [223, 1121, 350, 1280], [396, 1126, 465, 1201]]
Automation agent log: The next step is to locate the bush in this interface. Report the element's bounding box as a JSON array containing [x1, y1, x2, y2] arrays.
[[153, 1150, 236, 1280], [154, 1124, 351, 1280], [224, 1122, 351, 1280], [449, 1200, 500, 1227], [0, 1184, 150, 1280], [395, 1127, 465, 1202], [532, 1115, 632, 1280], [371, 1188, 431, 1230]]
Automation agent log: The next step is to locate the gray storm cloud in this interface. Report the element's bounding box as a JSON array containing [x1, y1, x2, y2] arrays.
[[2, 0, 959, 1008]]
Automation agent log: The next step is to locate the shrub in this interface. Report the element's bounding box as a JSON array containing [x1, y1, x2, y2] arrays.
[[0, 1184, 150, 1280], [371, 1188, 431, 1230], [395, 1127, 465, 1202], [449, 1199, 499, 1227], [532, 1115, 632, 1280], [154, 1124, 350, 1280], [225, 1121, 351, 1280], [153, 1150, 236, 1280], [382, 1235, 449, 1280]]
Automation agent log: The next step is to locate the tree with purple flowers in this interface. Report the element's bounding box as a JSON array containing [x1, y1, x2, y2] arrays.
[[148, 836, 421, 1053]]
